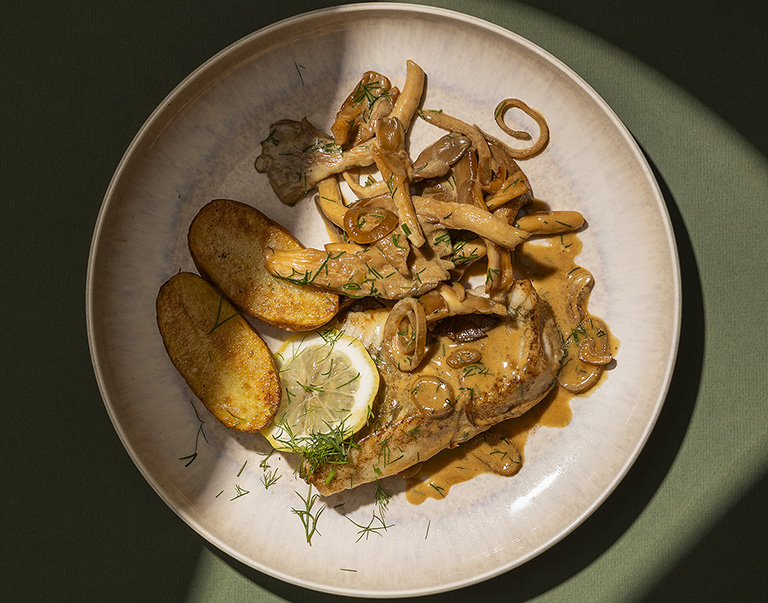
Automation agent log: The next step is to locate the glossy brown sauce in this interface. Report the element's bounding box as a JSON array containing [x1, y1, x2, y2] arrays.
[[404, 227, 620, 504]]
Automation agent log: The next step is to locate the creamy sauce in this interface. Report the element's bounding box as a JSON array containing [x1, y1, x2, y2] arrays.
[[404, 227, 620, 504]]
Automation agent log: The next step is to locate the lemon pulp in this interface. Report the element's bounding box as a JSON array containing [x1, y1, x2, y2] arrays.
[[262, 329, 379, 451]]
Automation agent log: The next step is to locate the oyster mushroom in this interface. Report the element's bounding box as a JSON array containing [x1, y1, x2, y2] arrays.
[[418, 108, 497, 186], [411, 133, 472, 180], [412, 196, 530, 249], [371, 116, 425, 247], [331, 71, 399, 147], [387, 59, 425, 132], [264, 244, 451, 300], [254, 118, 374, 206]]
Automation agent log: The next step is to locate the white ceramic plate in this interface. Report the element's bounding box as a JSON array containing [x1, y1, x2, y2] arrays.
[[87, 3, 680, 597]]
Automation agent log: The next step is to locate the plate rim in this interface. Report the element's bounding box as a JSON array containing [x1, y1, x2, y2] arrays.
[[86, 2, 682, 597]]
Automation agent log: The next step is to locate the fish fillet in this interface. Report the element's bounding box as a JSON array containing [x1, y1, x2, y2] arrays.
[[307, 279, 564, 495]]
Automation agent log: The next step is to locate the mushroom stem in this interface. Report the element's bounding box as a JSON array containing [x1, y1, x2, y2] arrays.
[[413, 196, 530, 250], [485, 171, 531, 211], [388, 60, 425, 132], [372, 117, 426, 247], [515, 211, 585, 234], [315, 177, 347, 229], [494, 98, 550, 159]]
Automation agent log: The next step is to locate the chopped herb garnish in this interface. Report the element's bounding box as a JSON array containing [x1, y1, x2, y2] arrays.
[[260, 130, 278, 146], [429, 483, 446, 497], [178, 400, 209, 467], [462, 360, 490, 378], [275, 418, 359, 481], [345, 513, 392, 542], [258, 451, 281, 489], [225, 409, 247, 430], [375, 482, 392, 519], [336, 372, 360, 390], [209, 292, 238, 334], [292, 485, 325, 546], [230, 484, 250, 501]]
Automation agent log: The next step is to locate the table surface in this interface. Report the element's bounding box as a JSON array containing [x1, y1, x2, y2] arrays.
[[3, 1, 767, 601]]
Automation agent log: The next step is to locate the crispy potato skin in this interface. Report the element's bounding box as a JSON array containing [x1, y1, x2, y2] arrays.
[[156, 272, 280, 431], [188, 199, 339, 331]]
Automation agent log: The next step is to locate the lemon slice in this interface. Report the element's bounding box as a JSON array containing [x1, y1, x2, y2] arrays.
[[262, 329, 379, 451]]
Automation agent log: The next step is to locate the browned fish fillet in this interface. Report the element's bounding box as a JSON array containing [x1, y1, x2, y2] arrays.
[[307, 280, 564, 495]]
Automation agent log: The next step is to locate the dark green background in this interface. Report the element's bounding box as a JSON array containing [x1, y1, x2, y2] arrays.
[[3, 1, 767, 601]]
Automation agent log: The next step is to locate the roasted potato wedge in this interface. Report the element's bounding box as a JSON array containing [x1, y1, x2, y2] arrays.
[[156, 272, 280, 431], [188, 199, 339, 331]]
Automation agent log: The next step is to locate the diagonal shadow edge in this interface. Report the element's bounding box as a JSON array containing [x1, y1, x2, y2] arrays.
[[196, 149, 705, 603], [433, 150, 706, 602]]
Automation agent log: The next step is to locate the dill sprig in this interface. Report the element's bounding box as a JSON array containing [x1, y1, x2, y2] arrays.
[[462, 360, 490, 378], [449, 238, 480, 265], [209, 292, 238, 334], [230, 484, 250, 501], [224, 409, 247, 430], [429, 483, 446, 498], [344, 512, 393, 542], [375, 482, 392, 519], [275, 418, 359, 481], [258, 450, 282, 489], [178, 400, 209, 466], [292, 485, 325, 546]]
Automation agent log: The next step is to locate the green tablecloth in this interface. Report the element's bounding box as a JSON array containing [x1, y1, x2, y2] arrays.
[[3, 1, 766, 601]]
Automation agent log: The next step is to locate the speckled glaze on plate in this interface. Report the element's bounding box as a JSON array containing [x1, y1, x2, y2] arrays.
[[86, 3, 680, 597]]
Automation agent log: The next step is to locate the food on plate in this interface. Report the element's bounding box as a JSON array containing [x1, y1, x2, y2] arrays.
[[247, 60, 615, 495], [306, 279, 563, 495], [156, 272, 280, 431], [188, 199, 339, 331], [159, 59, 616, 499], [262, 330, 380, 456]]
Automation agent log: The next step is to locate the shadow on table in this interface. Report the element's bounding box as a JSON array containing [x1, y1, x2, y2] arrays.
[[208, 153, 706, 601], [637, 468, 768, 602]]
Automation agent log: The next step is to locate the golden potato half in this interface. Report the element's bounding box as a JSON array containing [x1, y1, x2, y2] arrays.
[[188, 199, 339, 331], [156, 272, 280, 431]]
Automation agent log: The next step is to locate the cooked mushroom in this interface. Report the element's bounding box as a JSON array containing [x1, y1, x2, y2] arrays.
[[383, 297, 427, 371], [411, 133, 472, 180], [451, 148, 485, 207], [419, 282, 509, 324], [418, 109, 497, 186], [314, 176, 347, 233], [254, 118, 375, 205], [493, 98, 550, 159], [557, 269, 614, 392], [485, 205, 517, 299], [264, 244, 451, 300], [515, 211, 585, 234], [371, 117, 425, 247], [412, 196, 530, 249], [331, 71, 399, 147], [387, 59, 425, 132], [484, 171, 532, 211], [342, 169, 390, 199]]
